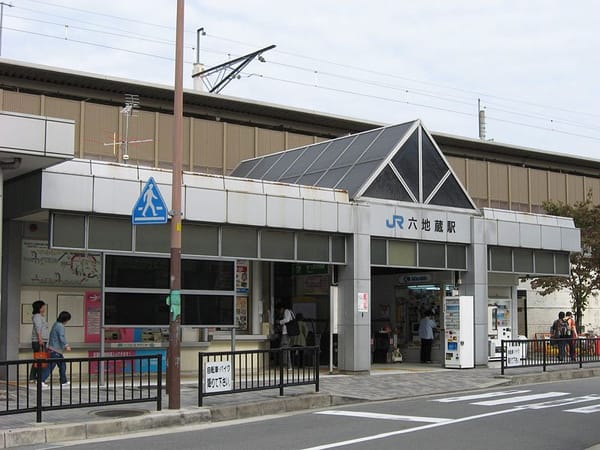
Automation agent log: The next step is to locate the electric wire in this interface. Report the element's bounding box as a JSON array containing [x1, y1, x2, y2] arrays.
[[7, 1, 600, 143], [14, 0, 600, 125]]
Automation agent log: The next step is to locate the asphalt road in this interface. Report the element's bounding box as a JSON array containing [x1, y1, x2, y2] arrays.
[[24, 377, 600, 450]]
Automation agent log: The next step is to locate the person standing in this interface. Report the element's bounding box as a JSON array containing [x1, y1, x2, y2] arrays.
[[30, 300, 49, 382], [42, 311, 72, 387], [551, 311, 568, 362], [290, 313, 309, 367], [566, 311, 578, 360], [418, 310, 436, 364], [277, 303, 294, 368]]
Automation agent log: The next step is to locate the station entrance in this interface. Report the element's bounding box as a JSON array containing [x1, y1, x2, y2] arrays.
[[272, 262, 333, 364], [371, 268, 459, 363]]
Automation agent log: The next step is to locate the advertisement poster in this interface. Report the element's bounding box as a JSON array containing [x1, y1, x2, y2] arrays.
[[84, 291, 102, 343], [87, 349, 166, 374], [357, 292, 369, 313], [236, 296, 248, 331], [236, 260, 249, 294], [21, 239, 101, 287], [88, 350, 136, 374]]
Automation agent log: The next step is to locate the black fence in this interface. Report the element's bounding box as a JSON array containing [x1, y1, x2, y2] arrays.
[[0, 354, 162, 422], [198, 346, 320, 406], [500, 337, 600, 375]]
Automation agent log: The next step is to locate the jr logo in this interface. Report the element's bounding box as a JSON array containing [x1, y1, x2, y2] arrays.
[[386, 215, 404, 229]]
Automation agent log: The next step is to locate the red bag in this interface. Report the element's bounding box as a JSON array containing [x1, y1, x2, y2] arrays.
[[33, 350, 50, 368]]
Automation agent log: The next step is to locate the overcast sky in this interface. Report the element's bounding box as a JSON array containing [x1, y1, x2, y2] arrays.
[[2, 0, 600, 159]]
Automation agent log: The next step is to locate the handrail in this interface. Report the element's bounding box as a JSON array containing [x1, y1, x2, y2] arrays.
[[0, 354, 162, 422], [198, 346, 320, 406], [500, 337, 599, 375]]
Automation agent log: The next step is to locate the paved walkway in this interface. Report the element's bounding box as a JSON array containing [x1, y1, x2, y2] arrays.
[[2, 362, 600, 448]]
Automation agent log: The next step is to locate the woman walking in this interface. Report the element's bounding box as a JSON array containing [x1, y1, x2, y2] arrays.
[[42, 311, 72, 387], [30, 300, 49, 382]]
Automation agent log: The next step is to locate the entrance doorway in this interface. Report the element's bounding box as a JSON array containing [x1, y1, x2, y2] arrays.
[[273, 263, 332, 364], [371, 268, 456, 363]]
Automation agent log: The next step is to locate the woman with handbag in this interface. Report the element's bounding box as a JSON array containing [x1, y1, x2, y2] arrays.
[[30, 300, 49, 382]]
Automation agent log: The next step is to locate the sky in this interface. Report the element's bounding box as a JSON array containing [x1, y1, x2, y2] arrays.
[[2, 0, 600, 159]]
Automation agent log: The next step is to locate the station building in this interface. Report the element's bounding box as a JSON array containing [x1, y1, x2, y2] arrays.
[[0, 59, 591, 372]]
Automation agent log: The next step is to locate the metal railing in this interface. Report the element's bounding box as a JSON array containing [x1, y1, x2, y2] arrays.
[[0, 354, 162, 422], [198, 346, 320, 406], [500, 337, 600, 375]]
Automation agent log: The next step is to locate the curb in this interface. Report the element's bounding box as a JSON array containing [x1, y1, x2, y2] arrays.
[[0, 393, 349, 449]]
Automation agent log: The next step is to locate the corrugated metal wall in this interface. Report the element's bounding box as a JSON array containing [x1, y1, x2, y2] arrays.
[[2, 89, 599, 212]]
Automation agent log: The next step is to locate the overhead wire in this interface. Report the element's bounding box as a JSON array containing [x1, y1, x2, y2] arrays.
[[7, 1, 600, 141]]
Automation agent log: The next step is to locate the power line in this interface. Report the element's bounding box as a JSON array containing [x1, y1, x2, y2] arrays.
[[5, 5, 600, 144], [7, 13, 178, 47], [22, 0, 174, 31], [16, 0, 600, 125]]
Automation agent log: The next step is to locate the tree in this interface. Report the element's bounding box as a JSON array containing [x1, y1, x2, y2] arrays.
[[529, 191, 600, 331]]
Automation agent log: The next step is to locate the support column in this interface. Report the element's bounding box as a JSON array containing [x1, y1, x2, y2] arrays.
[[336, 225, 371, 373], [462, 216, 489, 366], [0, 169, 20, 364], [250, 261, 265, 335]]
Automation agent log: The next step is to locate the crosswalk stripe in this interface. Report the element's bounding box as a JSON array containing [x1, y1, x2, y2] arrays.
[[565, 403, 600, 414], [473, 392, 569, 406], [524, 395, 600, 410], [315, 410, 450, 423], [434, 390, 531, 403]]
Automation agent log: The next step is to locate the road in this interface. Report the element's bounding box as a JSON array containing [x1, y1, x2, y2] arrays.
[[24, 378, 600, 450]]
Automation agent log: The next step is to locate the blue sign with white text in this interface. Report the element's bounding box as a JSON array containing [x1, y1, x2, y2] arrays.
[[132, 177, 169, 224]]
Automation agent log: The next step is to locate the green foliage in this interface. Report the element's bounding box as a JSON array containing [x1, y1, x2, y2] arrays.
[[530, 191, 600, 329]]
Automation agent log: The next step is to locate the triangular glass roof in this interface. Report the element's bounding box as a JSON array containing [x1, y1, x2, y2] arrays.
[[231, 120, 477, 210]]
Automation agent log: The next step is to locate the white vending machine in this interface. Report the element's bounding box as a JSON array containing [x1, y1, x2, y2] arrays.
[[444, 296, 474, 369]]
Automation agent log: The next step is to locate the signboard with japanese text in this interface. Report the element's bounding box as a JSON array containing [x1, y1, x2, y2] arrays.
[[368, 204, 472, 243], [204, 360, 232, 393], [236, 260, 249, 294], [84, 291, 102, 342], [506, 345, 522, 367]]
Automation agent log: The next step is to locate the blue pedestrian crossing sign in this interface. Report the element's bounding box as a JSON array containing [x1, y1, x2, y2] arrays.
[[132, 177, 169, 224]]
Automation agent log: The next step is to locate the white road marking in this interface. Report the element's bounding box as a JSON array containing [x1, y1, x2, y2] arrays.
[[305, 391, 600, 449], [315, 410, 450, 423], [565, 403, 600, 414], [524, 395, 600, 410], [433, 390, 531, 403], [303, 406, 523, 450], [472, 391, 569, 406]]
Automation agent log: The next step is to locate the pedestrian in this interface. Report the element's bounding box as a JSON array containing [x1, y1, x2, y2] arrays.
[[42, 311, 72, 387], [290, 313, 309, 367], [551, 311, 568, 362], [30, 300, 49, 382], [418, 310, 436, 364], [277, 303, 294, 368], [566, 311, 578, 360]]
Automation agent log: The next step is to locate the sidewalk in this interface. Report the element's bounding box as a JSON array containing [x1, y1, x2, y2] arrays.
[[2, 362, 600, 448]]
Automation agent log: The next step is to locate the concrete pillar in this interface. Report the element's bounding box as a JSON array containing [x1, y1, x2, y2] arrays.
[[462, 216, 489, 366], [0, 170, 21, 366], [336, 229, 371, 373], [251, 261, 265, 335]]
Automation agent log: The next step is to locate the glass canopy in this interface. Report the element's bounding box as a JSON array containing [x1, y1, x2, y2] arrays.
[[231, 120, 476, 210]]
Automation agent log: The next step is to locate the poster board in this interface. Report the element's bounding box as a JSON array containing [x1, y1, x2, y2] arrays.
[[57, 294, 84, 326]]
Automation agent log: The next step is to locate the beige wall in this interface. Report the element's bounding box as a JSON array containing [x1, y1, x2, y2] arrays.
[[2, 90, 599, 211]]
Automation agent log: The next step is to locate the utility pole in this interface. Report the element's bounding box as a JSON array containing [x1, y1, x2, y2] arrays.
[[0, 2, 14, 57], [167, 0, 184, 410]]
